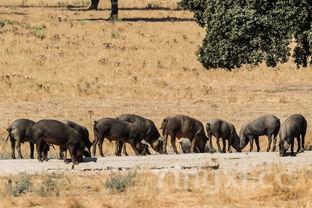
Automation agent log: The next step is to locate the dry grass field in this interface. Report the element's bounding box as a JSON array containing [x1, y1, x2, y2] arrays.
[[0, 0, 312, 207], [0, 166, 311, 208]]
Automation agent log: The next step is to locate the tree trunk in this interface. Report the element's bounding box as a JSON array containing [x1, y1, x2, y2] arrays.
[[88, 0, 99, 10], [111, 0, 118, 20]]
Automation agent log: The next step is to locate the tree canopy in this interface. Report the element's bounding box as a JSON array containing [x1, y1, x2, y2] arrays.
[[179, 0, 312, 70]]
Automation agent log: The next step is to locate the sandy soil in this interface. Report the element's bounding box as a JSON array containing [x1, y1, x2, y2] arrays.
[[0, 152, 312, 176], [0, 1, 312, 207], [0, 152, 311, 208]]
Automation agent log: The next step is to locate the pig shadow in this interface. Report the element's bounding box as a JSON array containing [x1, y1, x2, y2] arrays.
[[64, 157, 97, 163], [83, 157, 98, 163], [282, 152, 297, 157]]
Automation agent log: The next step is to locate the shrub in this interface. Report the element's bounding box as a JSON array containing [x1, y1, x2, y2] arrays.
[[0, 153, 11, 159], [22, 23, 46, 40], [0, 19, 14, 28], [38, 175, 60, 197], [67, 199, 86, 208], [147, 2, 162, 9], [104, 172, 136, 193], [8, 173, 32, 196], [111, 30, 120, 39], [33, 26, 45, 40], [179, 0, 312, 69]]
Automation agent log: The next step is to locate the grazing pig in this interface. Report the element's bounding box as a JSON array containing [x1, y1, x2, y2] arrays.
[[31, 119, 89, 164], [206, 118, 241, 153], [179, 138, 212, 154], [59, 120, 92, 160], [279, 114, 307, 157], [92, 117, 153, 157], [115, 140, 151, 156], [161, 115, 209, 154], [179, 138, 192, 153], [6, 119, 35, 159], [240, 115, 280, 152], [116, 114, 164, 155]]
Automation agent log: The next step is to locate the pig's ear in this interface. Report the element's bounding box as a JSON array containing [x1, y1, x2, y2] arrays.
[[93, 120, 98, 129]]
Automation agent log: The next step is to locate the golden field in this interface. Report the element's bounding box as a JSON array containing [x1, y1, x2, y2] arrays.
[[0, 0, 312, 207], [0, 166, 311, 208]]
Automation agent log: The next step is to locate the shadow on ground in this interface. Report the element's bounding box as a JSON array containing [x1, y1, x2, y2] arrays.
[[67, 5, 182, 11], [1, 5, 181, 11], [77, 17, 194, 22], [0, 11, 27, 15]]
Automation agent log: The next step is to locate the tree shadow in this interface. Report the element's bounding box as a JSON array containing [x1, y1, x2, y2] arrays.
[[0, 12, 27, 15], [67, 5, 181, 11], [0, 4, 192, 22], [1, 4, 182, 11], [78, 16, 194, 22], [121, 17, 194, 22], [1, 5, 68, 8]]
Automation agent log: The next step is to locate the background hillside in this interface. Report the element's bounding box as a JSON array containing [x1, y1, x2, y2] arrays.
[[0, 0, 311, 156]]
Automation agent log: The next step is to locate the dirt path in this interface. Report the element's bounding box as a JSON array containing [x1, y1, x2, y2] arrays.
[[0, 151, 311, 176]]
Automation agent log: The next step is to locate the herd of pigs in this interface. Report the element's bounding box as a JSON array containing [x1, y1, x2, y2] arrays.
[[4, 113, 307, 166]]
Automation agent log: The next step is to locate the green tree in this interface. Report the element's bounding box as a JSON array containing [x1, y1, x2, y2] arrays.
[[179, 0, 312, 70]]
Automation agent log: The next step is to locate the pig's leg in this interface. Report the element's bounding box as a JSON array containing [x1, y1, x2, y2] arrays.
[[58, 146, 67, 162], [115, 141, 122, 156], [300, 133, 305, 152], [216, 137, 221, 153], [39, 143, 47, 161], [296, 137, 301, 153], [255, 137, 260, 152], [68, 146, 77, 164], [190, 135, 198, 153], [92, 137, 99, 156], [207, 132, 214, 152], [15, 135, 23, 159], [36, 140, 43, 161], [114, 141, 120, 156], [249, 136, 254, 152], [267, 134, 273, 152], [171, 135, 179, 154], [272, 135, 277, 152], [29, 142, 34, 159], [129, 142, 140, 156], [290, 139, 295, 157], [164, 133, 169, 154], [221, 138, 226, 153], [145, 145, 151, 155], [43, 144, 49, 161], [227, 137, 232, 153], [123, 142, 129, 156], [136, 143, 145, 155], [59, 146, 65, 160], [10, 137, 16, 159], [98, 138, 105, 157], [63, 150, 68, 163]]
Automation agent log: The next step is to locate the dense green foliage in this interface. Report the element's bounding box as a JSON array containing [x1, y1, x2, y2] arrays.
[[179, 0, 312, 69]]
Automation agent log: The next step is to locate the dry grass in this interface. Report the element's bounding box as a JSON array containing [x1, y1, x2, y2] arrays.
[[0, 166, 311, 208], [0, 1, 312, 206], [0, 0, 311, 156]]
